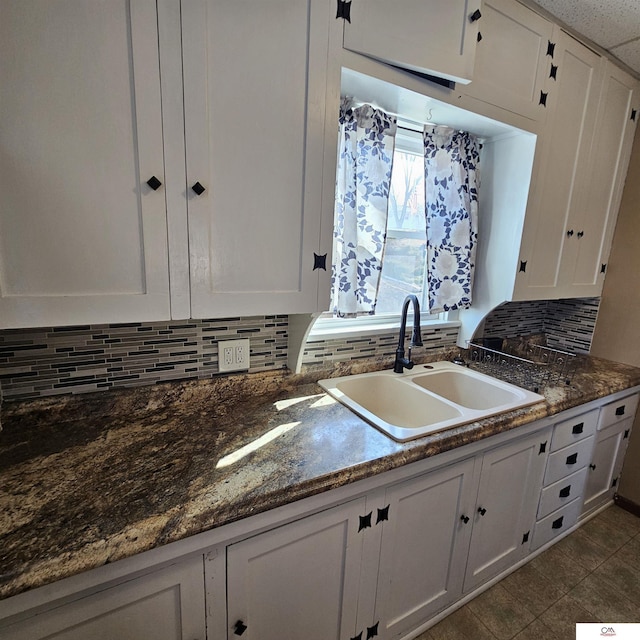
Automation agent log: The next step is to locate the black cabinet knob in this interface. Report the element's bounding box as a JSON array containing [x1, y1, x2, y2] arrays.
[[460, 514, 470, 524], [566, 229, 574, 237], [589, 463, 597, 470], [233, 620, 247, 636], [146, 175, 162, 191], [191, 181, 206, 196], [477, 507, 487, 516], [577, 230, 584, 238]]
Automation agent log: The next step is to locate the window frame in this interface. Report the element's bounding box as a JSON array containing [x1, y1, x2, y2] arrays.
[[310, 123, 461, 340]]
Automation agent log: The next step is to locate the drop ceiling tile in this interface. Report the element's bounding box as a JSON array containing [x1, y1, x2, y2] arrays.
[[610, 39, 640, 75], [533, 0, 640, 49]]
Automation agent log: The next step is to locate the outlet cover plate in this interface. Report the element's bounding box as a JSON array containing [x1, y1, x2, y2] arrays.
[[218, 339, 250, 372]]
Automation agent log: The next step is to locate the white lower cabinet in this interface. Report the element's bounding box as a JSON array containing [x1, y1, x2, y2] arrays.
[[583, 394, 638, 517], [224, 498, 365, 640], [532, 409, 598, 550], [371, 458, 477, 640], [3, 557, 206, 640], [463, 429, 551, 592]]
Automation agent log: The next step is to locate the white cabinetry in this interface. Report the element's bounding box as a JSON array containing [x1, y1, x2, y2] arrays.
[[532, 409, 598, 549], [343, 0, 482, 84], [583, 394, 639, 517], [0, 0, 338, 329], [224, 499, 365, 640], [3, 557, 206, 640], [0, 0, 171, 328], [372, 458, 477, 640], [461, 0, 554, 120], [464, 428, 550, 592], [514, 32, 639, 301], [181, 0, 335, 318]]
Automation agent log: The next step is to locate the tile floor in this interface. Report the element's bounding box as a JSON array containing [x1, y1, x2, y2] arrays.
[[417, 505, 640, 640]]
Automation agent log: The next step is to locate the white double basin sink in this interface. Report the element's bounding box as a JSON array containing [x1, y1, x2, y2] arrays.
[[318, 361, 545, 442]]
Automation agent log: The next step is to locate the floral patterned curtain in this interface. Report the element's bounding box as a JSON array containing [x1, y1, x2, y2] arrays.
[[331, 101, 397, 317], [423, 125, 480, 313]]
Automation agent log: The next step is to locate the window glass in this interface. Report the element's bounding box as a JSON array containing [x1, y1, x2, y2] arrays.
[[376, 130, 427, 313]]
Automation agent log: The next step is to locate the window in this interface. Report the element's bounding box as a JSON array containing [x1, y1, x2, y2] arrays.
[[311, 125, 457, 339]]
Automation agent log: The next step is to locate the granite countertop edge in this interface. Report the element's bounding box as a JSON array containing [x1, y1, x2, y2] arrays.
[[1, 353, 640, 603]]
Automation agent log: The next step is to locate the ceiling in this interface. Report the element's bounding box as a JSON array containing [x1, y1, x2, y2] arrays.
[[530, 0, 640, 76]]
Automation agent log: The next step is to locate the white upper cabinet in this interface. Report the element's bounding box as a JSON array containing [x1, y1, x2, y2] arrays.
[[0, 0, 338, 329], [343, 0, 482, 84], [514, 30, 639, 301], [461, 0, 554, 120], [181, 0, 335, 318], [564, 62, 639, 295], [513, 30, 604, 300], [0, 0, 171, 328]]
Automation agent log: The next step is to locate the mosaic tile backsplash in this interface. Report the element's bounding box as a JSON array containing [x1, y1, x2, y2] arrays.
[[0, 298, 599, 401], [0, 317, 287, 400], [481, 298, 600, 354]]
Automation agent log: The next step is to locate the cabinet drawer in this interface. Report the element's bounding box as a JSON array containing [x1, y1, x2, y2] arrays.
[[598, 394, 639, 430], [532, 499, 582, 550], [551, 410, 598, 452], [544, 436, 594, 486], [538, 467, 588, 519]]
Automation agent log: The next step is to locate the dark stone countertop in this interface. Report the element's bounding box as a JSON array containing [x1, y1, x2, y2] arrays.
[[1, 354, 640, 602]]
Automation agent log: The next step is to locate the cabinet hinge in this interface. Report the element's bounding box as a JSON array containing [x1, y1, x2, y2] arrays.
[[631, 108, 637, 122], [519, 260, 527, 273], [624, 429, 630, 439], [358, 512, 372, 532], [539, 441, 547, 454], [336, 0, 351, 22], [366, 622, 379, 639], [547, 41, 556, 57], [522, 531, 530, 544], [350, 634, 363, 640], [376, 505, 390, 524], [549, 64, 558, 80], [539, 91, 548, 107], [601, 263, 607, 274], [477, 31, 483, 43], [313, 252, 327, 271]]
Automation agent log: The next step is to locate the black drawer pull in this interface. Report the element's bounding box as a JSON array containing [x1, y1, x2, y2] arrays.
[[552, 516, 564, 530], [559, 485, 571, 498], [469, 8, 482, 22], [566, 453, 578, 465], [615, 405, 626, 416], [572, 423, 584, 434]]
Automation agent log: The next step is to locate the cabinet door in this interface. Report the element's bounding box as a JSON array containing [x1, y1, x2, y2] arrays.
[[464, 428, 550, 592], [514, 31, 603, 300], [563, 63, 639, 295], [0, 0, 170, 329], [226, 499, 365, 640], [373, 458, 476, 640], [3, 557, 206, 640], [461, 0, 553, 120], [343, 0, 481, 84], [182, 0, 333, 318], [583, 419, 633, 515]]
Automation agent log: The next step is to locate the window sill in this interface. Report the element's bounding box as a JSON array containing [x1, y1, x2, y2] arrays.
[[307, 319, 461, 342]]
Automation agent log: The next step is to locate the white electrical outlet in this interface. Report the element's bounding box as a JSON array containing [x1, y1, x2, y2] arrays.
[[218, 339, 251, 372]]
